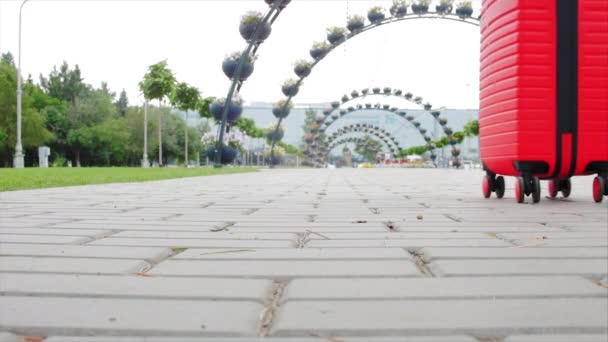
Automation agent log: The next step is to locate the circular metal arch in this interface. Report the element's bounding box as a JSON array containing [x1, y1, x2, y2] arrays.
[[269, 9, 480, 156]]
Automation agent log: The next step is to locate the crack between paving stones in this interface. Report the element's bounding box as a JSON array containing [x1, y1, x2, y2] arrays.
[[209, 221, 236, 232], [200, 202, 215, 208], [443, 214, 463, 222], [257, 281, 288, 337], [132, 246, 188, 276], [369, 208, 381, 215], [243, 208, 260, 215], [408, 251, 435, 277]]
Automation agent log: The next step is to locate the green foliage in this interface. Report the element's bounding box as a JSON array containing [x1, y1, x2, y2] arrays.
[[369, 6, 384, 14], [171, 82, 200, 112], [327, 26, 347, 35], [278, 142, 302, 156], [234, 117, 265, 138], [1, 52, 15, 68], [139, 60, 176, 103], [116, 89, 129, 116], [400, 145, 428, 157], [354, 136, 383, 162], [463, 119, 479, 136], [40, 62, 87, 104], [197, 96, 215, 119], [0, 60, 54, 165], [241, 11, 263, 25], [452, 131, 465, 143], [347, 15, 365, 25]]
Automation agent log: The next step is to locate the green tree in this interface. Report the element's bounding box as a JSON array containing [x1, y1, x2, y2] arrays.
[[65, 88, 115, 166], [171, 82, 200, 165], [139, 60, 176, 166], [40, 62, 87, 105], [234, 117, 264, 138], [116, 89, 129, 116], [463, 119, 479, 136], [196, 96, 214, 119], [0, 59, 53, 166], [354, 136, 383, 163], [1, 52, 15, 68]]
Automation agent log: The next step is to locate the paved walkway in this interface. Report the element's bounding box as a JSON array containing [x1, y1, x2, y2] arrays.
[[0, 168, 607, 342]]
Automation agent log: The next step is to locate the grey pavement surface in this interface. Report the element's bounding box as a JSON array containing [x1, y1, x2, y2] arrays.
[[0, 168, 607, 341]]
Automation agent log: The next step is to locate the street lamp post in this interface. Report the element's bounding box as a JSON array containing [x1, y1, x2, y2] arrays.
[[142, 101, 149, 167], [14, 0, 29, 168]]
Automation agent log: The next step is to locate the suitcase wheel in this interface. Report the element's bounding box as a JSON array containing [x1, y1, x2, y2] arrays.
[[482, 174, 505, 199], [560, 179, 571, 198], [482, 175, 492, 198], [548, 179, 559, 198], [515, 176, 541, 204], [531, 177, 541, 204], [515, 177, 525, 203], [495, 176, 505, 199], [593, 176, 606, 203], [548, 178, 571, 198]]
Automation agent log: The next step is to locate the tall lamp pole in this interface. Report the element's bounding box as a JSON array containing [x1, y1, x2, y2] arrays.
[[14, 0, 29, 168], [142, 101, 149, 167]]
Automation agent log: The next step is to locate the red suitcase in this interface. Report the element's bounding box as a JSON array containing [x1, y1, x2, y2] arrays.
[[479, 0, 608, 203]]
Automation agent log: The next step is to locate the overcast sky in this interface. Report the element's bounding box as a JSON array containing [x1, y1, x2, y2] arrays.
[[0, 0, 482, 108]]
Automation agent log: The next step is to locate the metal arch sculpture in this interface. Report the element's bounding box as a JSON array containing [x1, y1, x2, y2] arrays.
[[312, 122, 438, 167], [314, 126, 402, 166], [324, 124, 402, 152], [317, 106, 434, 147], [324, 136, 394, 160], [211, 0, 291, 166], [268, 4, 479, 159], [306, 123, 401, 156], [327, 87, 451, 134]]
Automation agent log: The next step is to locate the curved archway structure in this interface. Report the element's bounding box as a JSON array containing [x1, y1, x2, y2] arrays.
[[314, 108, 435, 156], [324, 136, 393, 163], [314, 125, 402, 167], [324, 124, 402, 153], [324, 87, 452, 134], [268, 5, 480, 161]]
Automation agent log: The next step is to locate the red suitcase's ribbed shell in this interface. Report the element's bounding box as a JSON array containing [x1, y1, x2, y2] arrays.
[[480, 0, 557, 177], [576, 0, 608, 175]]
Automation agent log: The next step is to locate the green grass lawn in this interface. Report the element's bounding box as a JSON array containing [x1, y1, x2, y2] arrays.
[[0, 167, 258, 192]]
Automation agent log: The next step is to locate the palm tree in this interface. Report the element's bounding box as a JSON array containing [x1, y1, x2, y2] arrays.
[[139, 60, 176, 166]]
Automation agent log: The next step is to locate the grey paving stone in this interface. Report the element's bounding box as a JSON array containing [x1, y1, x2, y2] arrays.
[[174, 248, 409, 260], [272, 299, 608, 336], [285, 276, 607, 301], [511, 239, 608, 247], [150, 260, 421, 278], [429, 259, 608, 277], [307, 239, 511, 248], [89, 238, 292, 248], [45, 337, 479, 342], [421, 247, 608, 260], [504, 334, 608, 341], [0, 243, 172, 262], [0, 274, 271, 302], [0, 235, 90, 244], [306, 232, 494, 239], [112, 231, 296, 240], [0, 296, 261, 336], [0, 256, 150, 275], [0, 332, 16, 342], [0, 227, 111, 237]]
